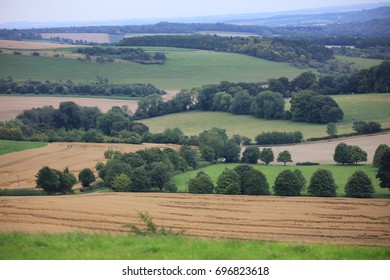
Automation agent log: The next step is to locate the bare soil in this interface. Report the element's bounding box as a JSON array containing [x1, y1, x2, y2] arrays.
[[0, 142, 178, 190], [0, 193, 389, 246]]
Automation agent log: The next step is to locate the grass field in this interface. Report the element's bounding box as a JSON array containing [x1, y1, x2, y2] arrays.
[[1, 232, 388, 260], [0, 140, 47, 155], [142, 94, 390, 139], [335, 55, 384, 69], [0, 48, 307, 90], [171, 164, 388, 196]]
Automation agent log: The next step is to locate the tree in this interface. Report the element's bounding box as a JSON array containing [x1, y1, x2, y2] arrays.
[[277, 150, 293, 165], [250, 90, 285, 119], [78, 168, 96, 188], [376, 148, 390, 189], [112, 173, 132, 192], [373, 144, 390, 167], [333, 143, 352, 164], [223, 139, 241, 163], [326, 122, 337, 137], [200, 146, 215, 162], [36, 166, 60, 193], [259, 148, 274, 165], [345, 170, 375, 198], [308, 169, 338, 197], [229, 89, 252, 114], [215, 169, 240, 195], [57, 167, 77, 193], [242, 146, 261, 164], [273, 170, 303, 196], [233, 165, 269, 195], [349, 145, 367, 165], [290, 71, 317, 91], [163, 182, 178, 193], [353, 121, 381, 134], [188, 172, 214, 194], [199, 128, 228, 160], [150, 162, 171, 191], [212, 92, 232, 112], [130, 166, 151, 192]]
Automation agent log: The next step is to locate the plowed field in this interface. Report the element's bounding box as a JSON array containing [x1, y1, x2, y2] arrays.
[[0, 193, 389, 246], [0, 142, 177, 189]]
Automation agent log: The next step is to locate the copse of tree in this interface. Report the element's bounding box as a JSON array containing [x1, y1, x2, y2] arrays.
[[188, 172, 214, 194], [345, 170, 375, 198], [333, 143, 368, 165], [255, 131, 303, 145], [233, 165, 270, 195], [290, 90, 344, 124], [36, 166, 76, 194], [352, 121, 381, 134], [250, 91, 285, 119], [273, 169, 305, 196], [373, 144, 390, 167], [308, 169, 338, 197]]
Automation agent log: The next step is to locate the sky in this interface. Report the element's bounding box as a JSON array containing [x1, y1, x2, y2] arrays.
[[0, 0, 386, 24]]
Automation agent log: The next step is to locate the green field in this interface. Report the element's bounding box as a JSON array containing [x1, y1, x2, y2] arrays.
[[335, 55, 384, 69], [0, 48, 307, 90], [171, 164, 388, 196], [1, 232, 388, 260], [0, 140, 47, 155], [142, 94, 390, 139]]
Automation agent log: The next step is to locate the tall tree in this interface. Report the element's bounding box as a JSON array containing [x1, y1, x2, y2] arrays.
[[277, 150, 293, 165], [215, 169, 240, 195], [308, 169, 338, 197], [242, 146, 261, 164], [376, 149, 390, 189], [345, 170, 375, 198], [259, 148, 274, 165]]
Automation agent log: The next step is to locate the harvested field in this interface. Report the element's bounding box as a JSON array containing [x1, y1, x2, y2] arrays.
[[41, 33, 111, 44], [0, 39, 77, 50], [0, 193, 389, 246], [0, 142, 178, 190]]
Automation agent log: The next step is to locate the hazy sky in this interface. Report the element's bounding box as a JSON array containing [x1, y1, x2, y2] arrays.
[[0, 0, 385, 23]]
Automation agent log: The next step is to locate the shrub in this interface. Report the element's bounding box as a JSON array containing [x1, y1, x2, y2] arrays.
[[78, 168, 96, 188], [216, 168, 240, 195], [255, 131, 303, 145], [296, 162, 320, 166], [273, 170, 304, 196], [308, 169, 338, 197], [345, 171, 375, 198]]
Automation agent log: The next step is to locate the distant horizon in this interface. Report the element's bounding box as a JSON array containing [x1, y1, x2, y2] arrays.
[[1, 0, 389, 27]]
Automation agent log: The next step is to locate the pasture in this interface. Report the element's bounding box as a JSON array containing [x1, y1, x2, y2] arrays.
[[335, 55, 384, 68], [0, 140, 47, 155], [171, 163, 388, 196], [142, 94, 390, 139], [0, 47, 308, 90]]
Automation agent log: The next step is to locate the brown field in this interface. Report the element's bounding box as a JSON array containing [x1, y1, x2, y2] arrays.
[[0, 193, 389, 246], [0, 93, 177, 121], [0, 39, 77, 50], [41, 33, 111, 44], [0, 142, 178, 190]]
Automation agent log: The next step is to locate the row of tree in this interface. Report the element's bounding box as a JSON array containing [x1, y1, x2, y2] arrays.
[[0, 76, 165, 97], [74, 47, 166, 64]]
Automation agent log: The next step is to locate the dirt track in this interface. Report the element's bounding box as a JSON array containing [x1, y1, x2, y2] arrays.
[[0, 142, 177, 190], [0, 193, 389, 246]]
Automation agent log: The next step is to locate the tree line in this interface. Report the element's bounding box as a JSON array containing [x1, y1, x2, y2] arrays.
[[0, 76, 165, 97], [74, 47, 166, 64]]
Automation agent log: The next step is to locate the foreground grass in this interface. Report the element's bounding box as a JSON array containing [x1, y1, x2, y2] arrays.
[[0, 140, 47, 155], [142, 94, 390, 139], [171, 164, 388, 196], [0, 50, 306, 90], [0, 232, 388, 260]]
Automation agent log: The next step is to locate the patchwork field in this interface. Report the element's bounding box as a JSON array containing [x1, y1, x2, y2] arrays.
[[0, 142, 177, 190], [0, 39, 77, 50], [0, 193, 389, 247]]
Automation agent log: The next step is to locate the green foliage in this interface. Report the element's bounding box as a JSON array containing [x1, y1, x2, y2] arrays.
[[255, 131, 303, 145], [163, 182, 178, 193], [326, 122, 337, 137], [376, 148, 390, 189], [78, 168, 96, 188], [233, 165, 269, 195], [215, 169, 240, 195], [273, 170, 304, 196], [250, 91, 285, 119], [345, 170, 375, 198], [188, 172, 215, 194], [130, 167, 151, 192], [308, 169, 338, 197], [111, 173, 132, 192], [277, 150, 293, 166], [352, 121, 382, 134], [229, 89, 252, 115], [259, 148, 274, 165], [150, 162, 171, 191], [333, 143, 368, 165], [349, 146, 368, 165], [223, 139, 241, 163], [373, 144, 390, 167], [35, 166, 76, 194], [242, 146, 261, 164]]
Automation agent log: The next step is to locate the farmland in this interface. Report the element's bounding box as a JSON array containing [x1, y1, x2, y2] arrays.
[[142, 94, 390, 139], [0, 193, 389, 248], [335, 55, 384, 68], [0, 140, 47, 155], [0, 46, 308, 90]]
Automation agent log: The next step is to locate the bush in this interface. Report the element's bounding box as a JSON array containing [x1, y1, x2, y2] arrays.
[[78, 168, 96, 188], [188, 172, 214, 194], [255, 131, 303, 145], [163, 182, 178, 193], [345, 171, 375, 198], [215, 169, 240, 195], [308, 169, 338, 197], [352, 121, 381, 134], [296, 162, 320, 166], [273, 170, 304, 196], [111, 173, 132, 192]]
